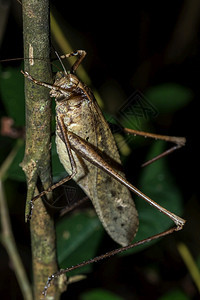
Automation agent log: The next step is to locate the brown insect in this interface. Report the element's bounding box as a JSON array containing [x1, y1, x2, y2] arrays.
[[21, 50, 186, 296]]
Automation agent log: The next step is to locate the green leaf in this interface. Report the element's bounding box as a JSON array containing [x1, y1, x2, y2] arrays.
[[56, 210, 104, 275], [5, 141, 26, 181], [80, 288, 123, 300], [145, 83, 192, 114], [158, 289, 190, 300], [123, 140, 183, 254], [0, 65, 25, 126]]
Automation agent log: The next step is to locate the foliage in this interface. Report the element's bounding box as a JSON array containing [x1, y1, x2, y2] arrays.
[[0, 64, 192, 298]]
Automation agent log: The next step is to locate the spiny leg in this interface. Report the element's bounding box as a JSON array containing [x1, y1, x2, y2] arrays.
[[123, 127, 186, 167], [59, 196, 89, 217], [21, 70, 73, 94], [59, 50, 86, 73], [42, 225, 181, 297], [27, 115, 77, 220], [66, 131, 186, 228]]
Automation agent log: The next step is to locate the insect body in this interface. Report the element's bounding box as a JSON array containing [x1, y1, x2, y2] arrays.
[[53, 69, 139, 246], [22, 50, 185, 247], [23, 50, 138, 246]]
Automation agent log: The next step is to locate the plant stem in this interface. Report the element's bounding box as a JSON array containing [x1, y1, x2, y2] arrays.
[[21, 0, 61, 299], [0, 141, 33, 300], [0, 181, 33, 300]]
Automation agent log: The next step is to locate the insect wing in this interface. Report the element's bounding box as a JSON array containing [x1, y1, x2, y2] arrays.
[[55, 81, 139, 246]]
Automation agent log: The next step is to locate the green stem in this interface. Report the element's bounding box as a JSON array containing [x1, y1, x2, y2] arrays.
[[21, 0, 61, 299]]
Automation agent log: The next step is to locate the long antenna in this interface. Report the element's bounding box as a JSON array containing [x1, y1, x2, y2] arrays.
[[54, 50, 67, 75]]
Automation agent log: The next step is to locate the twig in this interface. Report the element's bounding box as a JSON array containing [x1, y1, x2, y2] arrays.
[[0, 142, 32, 300], [177, 243, 200, 293], [0, 180, 33, 300]]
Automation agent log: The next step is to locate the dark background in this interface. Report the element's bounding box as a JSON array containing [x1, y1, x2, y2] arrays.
[[0, 0, 199, 299]]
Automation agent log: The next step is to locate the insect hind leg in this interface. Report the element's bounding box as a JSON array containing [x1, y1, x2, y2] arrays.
[[27, 115, 77, 220], [123, 127, 186, 167]]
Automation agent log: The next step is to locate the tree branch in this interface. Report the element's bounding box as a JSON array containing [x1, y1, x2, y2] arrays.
[[21, 0, 61, 298]]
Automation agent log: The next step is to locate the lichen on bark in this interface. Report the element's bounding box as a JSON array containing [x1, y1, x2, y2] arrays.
[[21, 0, 61, 298]]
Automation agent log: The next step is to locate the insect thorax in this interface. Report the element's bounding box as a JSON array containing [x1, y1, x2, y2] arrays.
[[50, 72, 81, 100]]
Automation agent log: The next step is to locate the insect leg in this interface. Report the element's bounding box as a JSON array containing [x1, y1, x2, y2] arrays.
[[67, 131, 186, 229], [59, 50, 86, 73], [123, 127, 186, 167], [27, 116, 77, 220], [42, 225, 178, 297], [21, 70, 73, 94]]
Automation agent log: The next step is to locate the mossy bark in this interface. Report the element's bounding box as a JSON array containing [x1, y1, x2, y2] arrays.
[[21, 0, 60, 299]]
